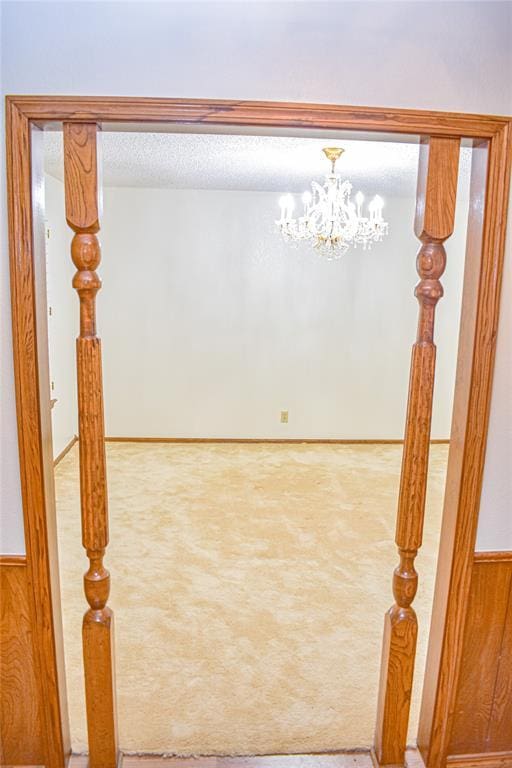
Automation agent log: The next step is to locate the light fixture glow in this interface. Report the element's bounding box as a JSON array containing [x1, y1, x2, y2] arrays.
[[276, 147, 389, 259]]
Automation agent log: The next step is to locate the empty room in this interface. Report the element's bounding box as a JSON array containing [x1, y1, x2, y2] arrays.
[[44, 127, 468, 753]]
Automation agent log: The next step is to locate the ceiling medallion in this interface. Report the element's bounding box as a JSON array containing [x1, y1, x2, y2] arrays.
[[276, 147, 389, 259]]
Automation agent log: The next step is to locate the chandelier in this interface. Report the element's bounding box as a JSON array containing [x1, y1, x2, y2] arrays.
[[276, 147, 389, 258]]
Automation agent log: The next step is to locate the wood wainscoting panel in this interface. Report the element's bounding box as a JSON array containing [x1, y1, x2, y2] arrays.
[[448, 753, 512, 768], [0, 556, 45, 764], [488, 574, 512, 752], [448, 552, 512, 760]]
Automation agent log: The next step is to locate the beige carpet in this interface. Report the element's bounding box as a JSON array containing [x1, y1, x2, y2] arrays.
[[55, 442, 448, 755]]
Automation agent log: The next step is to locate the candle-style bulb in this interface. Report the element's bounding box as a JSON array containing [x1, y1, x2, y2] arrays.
[[373, 195, 384, 221], [278, 195, 287, 222], [302, 190, 312, 216], [355, 191, 364, 218]]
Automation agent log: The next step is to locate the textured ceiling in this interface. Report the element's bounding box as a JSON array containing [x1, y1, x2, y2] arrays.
[[44, 130, 471, 197]]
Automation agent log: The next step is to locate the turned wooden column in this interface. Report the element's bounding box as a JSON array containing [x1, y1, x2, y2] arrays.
[[63, 122, 118, 768], [374, 136, 460, 766]]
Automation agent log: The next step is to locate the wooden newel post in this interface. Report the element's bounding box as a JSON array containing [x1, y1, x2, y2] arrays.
[[63, 123, 118, 768], [374, 136, 460, 766]]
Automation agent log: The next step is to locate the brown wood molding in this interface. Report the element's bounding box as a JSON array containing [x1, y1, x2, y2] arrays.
[[375, 136, 460, 766], [0, 553, 27, 566], [447, 753, 512, 768], [6, 95, 512, 763], [447, 555, 512, 758], [0, 557, 44, 764], [104, 437, 451, 445], [474, 551, 512, 563], [6, 95, 510, 137], [418, 125, 512, 767], [6, 97, 70, 768], [53, 435, 78, 467], [63, 122, 119, 768], [70, 750, 422, 768]]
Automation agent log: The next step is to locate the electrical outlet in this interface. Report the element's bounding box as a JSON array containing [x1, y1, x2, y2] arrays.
[[280, 410, 288, 424]]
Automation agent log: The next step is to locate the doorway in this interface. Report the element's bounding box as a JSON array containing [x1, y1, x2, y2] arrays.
[[6, 96, 510, 762]]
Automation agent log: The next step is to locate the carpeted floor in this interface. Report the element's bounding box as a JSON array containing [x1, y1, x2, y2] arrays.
[[54, 442, 448, 755]]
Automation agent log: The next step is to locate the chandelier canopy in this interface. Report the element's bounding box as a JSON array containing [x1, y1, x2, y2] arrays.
[[276, 147, 389, 258]]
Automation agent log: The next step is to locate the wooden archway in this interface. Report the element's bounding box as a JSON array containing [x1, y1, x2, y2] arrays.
[[6, 97, 511, 768]]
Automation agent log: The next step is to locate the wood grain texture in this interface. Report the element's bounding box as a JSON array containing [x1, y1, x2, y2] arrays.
[[68, 748, 422, 768], [448, 555, 512, 756], [31, 125, 72, 763], [76, 340, 108, 549], [104, 437, 450, 445], [6, 96, 511, 764], [447, 754, 512, 768], [488, 585, 512, 752], [375, 137, 460, 766], [0, 558, 44, 764], [69, 751, 374, 768], [6, 96, 510, 138], [415, 138, 460, 240], [418, 125, 512, 767], [6, 99, 69, 768], [63, 121, 118, 768], [417, 138, 489, 764], [64, 123, 100, 232]]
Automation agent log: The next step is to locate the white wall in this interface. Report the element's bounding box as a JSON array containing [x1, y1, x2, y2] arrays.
[[1, 1, 511, 553], [44, 179, 467, 442], [476, 227, 512, 550], [45, 175, 77, 458]]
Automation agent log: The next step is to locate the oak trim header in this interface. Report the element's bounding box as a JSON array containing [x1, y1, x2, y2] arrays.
[[6, 95, 511, 137]]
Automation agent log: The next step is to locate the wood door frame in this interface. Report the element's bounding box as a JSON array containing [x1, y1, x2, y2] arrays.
[[6, 96, 512, 768]]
